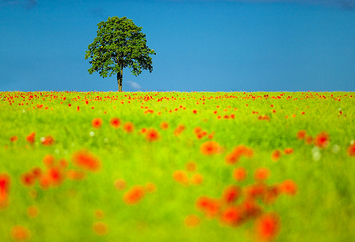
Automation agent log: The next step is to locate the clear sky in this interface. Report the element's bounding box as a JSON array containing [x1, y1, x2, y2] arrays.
[[0, 0, 354, 92]]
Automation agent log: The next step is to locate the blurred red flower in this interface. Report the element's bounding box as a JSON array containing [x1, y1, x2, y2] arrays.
[[72, 150, 101, 172], [26, 132, 35, 144], [123, 186, 145, 205], [123, 122, 134, 133], [110, 117, 121, 128], [314, 131, 329, 148], [145, 128, 160, 142], [92, 118, 103, 129], [347, 144, 355, 157], [255, 212, 280, 241]]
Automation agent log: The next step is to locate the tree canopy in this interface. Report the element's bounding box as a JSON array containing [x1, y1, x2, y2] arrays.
[[85, 16, 156, 91]]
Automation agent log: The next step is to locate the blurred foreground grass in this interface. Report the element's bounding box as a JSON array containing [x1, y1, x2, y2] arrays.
[[0, 91, 355, 242]]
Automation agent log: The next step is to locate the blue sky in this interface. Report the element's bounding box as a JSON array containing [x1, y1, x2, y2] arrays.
[[0, 0, 354, 92]]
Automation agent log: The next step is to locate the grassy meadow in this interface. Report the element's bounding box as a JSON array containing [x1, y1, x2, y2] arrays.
[[0, 91, 355, 242]]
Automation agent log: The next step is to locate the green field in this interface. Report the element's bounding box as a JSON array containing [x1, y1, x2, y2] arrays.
[[1, 91, 355, 242]]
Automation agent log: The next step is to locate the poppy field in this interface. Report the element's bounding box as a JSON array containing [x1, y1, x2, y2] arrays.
[[1, 91, 355, 242]]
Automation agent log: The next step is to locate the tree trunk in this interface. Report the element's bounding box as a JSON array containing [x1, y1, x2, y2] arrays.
[[117, 66, 123, 92]]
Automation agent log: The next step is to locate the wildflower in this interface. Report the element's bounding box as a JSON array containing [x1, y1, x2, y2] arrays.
[[47, 167, 65, 186], [145, 128, 160, 142], [110, 117, 121, 128], [92, 118, 102, 129], [191, 173, 203, 185], [271, 150, 281, 162], [10, 225, 31, 241], [262, 185, 280, 205], [314, 131, 330, 148], [0, 173, 10, 208], [123, 122, 134, 133], [255, 212, 280, 241], [41, 135, 54, 146], [232, 167, 247, 182], [72, 150, 101, 172], [123, 186, 145, 205], [173, 124, 185, 136], [240, 198, 262, 218], [43, 154, 55, 168], [200, 141, 222, 155], [196, 196, 220, 218], [93, 222, 108, 235], [222, 185, 241, 203], [254, 168, 270, 181], [185, 215, 200, 227], [220, 206, 242, 226], [160, 121, 169, 130], [20, 173, 36, 187], [305, 135, 313, 145], [280, 179, 298, 196], [225, 152, 239, 164], [173, 170, 189, 185], [26, 132, 35, 144], [284, 148, 294, 154], [10, 136, 18, 142], [347, 144, 355, 157]]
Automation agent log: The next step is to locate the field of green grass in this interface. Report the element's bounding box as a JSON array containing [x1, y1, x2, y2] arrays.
[[1, 91, 355, 242]]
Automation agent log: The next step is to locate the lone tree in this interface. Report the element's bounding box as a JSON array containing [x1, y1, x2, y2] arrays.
[[85, 16, 156, 91]]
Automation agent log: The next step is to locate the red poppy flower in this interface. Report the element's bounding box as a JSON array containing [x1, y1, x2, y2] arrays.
[[20, 173, 36, 187], [92, 118, 103, 129], [72, 150, 101, 172], [10, 136, 18, 142], [195, 196, 220, 218], [26, 132, 35, 144], [222, 185, 241, 203], [123, 122, 134, 133], [43, 154, 55, 168], [314, 131, 329, 148], [48, 167, 65, 186], [271, 150, 281, 162], [41, 135, 55, 146], [145, 128, 160, 142], [347, 144, 355, 157], [0, 173, 10, 208], [173, 170, 189, 185], [240, 198, 262, 218], [254, 168, 270, 181], [110, 117, 121, 128], [220, 206, 243, 226], [200, 141, 222, 155], [191, 173, 203, 185], [232, 167, 247, 182], [123, 186, 145, 205], [10, 225, 31, 241], [284, 148, 294, 155], [280, 179, 298, 196], [160, 121, 169, 130], [255, 212, 280, 241]]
